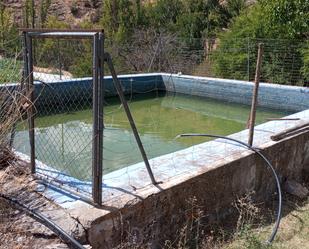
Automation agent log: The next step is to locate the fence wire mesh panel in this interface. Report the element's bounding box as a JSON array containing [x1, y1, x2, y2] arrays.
[[106, 36, 308, 87], [13, 31, 104, 203], [0, 37, 27, 169], [33, 38, 94, 182]]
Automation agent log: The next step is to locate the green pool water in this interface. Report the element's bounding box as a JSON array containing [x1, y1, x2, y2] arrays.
[[14, 92, 291, 180]]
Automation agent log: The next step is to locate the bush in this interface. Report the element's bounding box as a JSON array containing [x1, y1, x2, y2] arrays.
[[210, 0, 309, 85]]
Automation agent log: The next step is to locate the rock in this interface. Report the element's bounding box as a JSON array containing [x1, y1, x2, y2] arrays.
[[283, 180, 309, 199]]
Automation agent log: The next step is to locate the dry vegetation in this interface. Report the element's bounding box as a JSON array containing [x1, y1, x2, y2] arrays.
[[0, 162, 68, 249], [0, 58, 69, 248]]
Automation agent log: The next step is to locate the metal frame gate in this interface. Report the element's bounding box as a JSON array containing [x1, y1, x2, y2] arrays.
[[21, 29, 157, 206]]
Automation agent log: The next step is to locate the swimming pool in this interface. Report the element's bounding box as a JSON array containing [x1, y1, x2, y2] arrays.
[[14, 91, 290, 180]]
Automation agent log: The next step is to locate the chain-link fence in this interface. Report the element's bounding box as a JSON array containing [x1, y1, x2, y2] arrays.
[[1, 32, 308, 206], [0, 36, 26, 170], [106, 35, 308, 87], [31, 37, 94, 182], [9, 30, 105, 204]]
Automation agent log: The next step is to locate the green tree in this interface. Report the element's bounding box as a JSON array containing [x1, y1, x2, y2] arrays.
[[0, 5, 19, 57], [101, 0, 138, 42], [39, 0, 51, 27], [145, 0, 183, 31], [23, 0, 36, 28], [211, 0, 309, 85]]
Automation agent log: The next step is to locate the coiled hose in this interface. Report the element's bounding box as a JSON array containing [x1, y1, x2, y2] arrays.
[[177, 133, 282, 244], [0, 193, 85, 249]]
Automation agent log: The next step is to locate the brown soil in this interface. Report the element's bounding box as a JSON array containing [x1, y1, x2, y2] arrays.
[[0, 159, 69, 249]]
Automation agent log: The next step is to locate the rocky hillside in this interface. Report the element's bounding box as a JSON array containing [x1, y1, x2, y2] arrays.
[[3, 0, 256, 27], [3, 0, 102, 26]]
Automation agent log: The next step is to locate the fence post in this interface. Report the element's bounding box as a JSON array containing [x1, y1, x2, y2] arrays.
[[247, 37, 250, 81], [23, 32, 36, 174], [248, 43, 264, 146], [92, 33, 102, 205]]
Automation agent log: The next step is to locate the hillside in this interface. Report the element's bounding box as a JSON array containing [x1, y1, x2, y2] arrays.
[[3, 0, 102, 26], [3, 0, 256, 27]]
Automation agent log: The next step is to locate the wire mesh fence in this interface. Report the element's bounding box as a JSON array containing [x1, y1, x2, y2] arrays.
[[32, 38, 94, 183], [106, 36, 308, 87], [1, 33, 308, 205]]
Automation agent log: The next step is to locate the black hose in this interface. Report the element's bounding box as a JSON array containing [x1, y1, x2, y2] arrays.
[[0, 193, 86, 249], [176, 133, 282, 244]]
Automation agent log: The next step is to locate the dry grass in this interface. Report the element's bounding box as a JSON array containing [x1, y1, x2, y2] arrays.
[[224, 187, 309, 249], [114, 187, 309, 249], [0, 56, 69, 249]]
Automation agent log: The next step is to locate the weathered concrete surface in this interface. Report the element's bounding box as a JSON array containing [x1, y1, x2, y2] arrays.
[[162, 73, 309, 112], [42, 110, 309, 249], [2, 73, 308, 112], [6, 73, 308, 247]]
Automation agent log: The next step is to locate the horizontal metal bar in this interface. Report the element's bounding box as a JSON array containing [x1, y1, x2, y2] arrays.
[[19, 28, 104, 33], [19, 29, 104, 39], [271, 122, 309, 141]]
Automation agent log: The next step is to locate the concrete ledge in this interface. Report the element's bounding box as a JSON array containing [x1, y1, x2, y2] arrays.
[[43, 110, 309, 248], [5, 73, 309, 248], [1, 73, 308, 112], [162, 73, 309, 112]]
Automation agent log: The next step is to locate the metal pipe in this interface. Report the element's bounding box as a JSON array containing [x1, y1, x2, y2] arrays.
[[0, 193, 86, 249], [104, 52, 158, 185], [19, 28, 105, 32], [248, 43, 263, 146], [26, 33, 36, 174], [97, 32, 104, 196], [19, 29, 105, 39], [271, 122, 309, 141], [92, 33, 102, 205], [266, 118, 300, 121]]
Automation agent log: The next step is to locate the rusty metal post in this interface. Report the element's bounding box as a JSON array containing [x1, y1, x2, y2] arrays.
[[104, 52, 158, 185], [98, 33, 104, 164], [248, 43, 264, 146], [24, 32, 36, 173], [92, 33, 102, 205]]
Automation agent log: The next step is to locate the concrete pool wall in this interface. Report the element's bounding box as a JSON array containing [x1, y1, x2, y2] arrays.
[[50, 110, 309, 249], [2, 73, 308, 112], [3, 73, 309, 248]]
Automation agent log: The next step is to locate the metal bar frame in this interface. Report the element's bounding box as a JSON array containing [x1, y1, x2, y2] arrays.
[[19, 29, 104, 39], [22, 29, 104, 205], [22, 29, 156, 206]]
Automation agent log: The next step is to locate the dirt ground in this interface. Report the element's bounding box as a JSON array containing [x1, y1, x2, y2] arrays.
[[0, 161, 69, 249]]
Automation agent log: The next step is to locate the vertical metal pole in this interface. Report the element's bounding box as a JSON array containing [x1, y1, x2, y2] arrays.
[[23, 32, 36, 174], [57, 39, 62, 80], [104, 53, 158, 185], [247, 37, 250, 81], [248, 43, 263, 146], [96, 32, 104, 203], [22, 32, 29, 89], [92, 33, 102, 205], [98, 32, 105, 176]]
